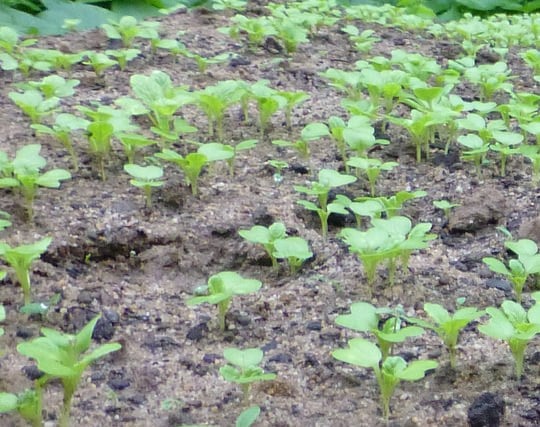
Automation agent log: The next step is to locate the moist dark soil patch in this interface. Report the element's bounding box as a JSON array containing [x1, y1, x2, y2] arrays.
[[0, 6, 539, 427]]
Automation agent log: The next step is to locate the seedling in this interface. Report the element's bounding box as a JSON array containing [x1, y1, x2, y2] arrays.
[[332, 338, 437, 420], [483, 238, 540, 303], [116, 133, 157, 164], [220, 15, 276, 48], [31, 113, 90, 171], [457, 134, 490, 176], [101, 16, 159, 48], [150, 117, 197, 146], [295, 168, 356, 239], [197, 139, 257, 176], [276, 89, 310, 130], [0, 386, 45, 427], [342, 25, 380, 53], [187, 271, 262, 331], [388, 109, 438, 162], [87, 121, 114, 180], [271, 17, 309, 54], [347, 157, 398, 196], [463, 61, 514, 102], [124, 164, 164, 208], [236, 405, 260, 427], [155, 149, 208, 196], [519, 145, 540, 184], [0, 237, 51, 305], [220, 347, 276, 402], [0, 144, 71, 220], [267, 159, 288, 184], [273, 237, 313, 274], [8, 90, 59, 124], [273, 122, 330, 159], [335, 301, 424, 360], [408, 302, 484, 368], [17, 315, 122, 427], [478, 293, 540, 379], [182, 50, 232, 73], [433, 200, 460, 220], [250, 80, 285, 139], [82, 52, 117, 77], [239, 222, 287, 270], [18, 75, 79, 99], [356, 190, 426, 219], [105, 48, 140, 71]]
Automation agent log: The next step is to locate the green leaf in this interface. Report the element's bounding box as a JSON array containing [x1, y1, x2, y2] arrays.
[[332, 337, 381, 368], [483, 257, 510, 276], [397, 359, 438, 381], [335, 302, 378, 332], [224, 347, 263, 368], [35, 168, 71, 188], [0, 393, 18, 413], [236, 405, 260, 427]]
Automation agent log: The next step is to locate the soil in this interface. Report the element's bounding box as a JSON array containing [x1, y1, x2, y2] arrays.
[[0, 4, 539, 427]]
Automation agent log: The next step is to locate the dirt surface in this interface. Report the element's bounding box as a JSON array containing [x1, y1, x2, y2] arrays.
[[0, 5, 539, 427]]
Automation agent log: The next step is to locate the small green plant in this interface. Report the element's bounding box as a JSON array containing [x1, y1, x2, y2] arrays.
[[347, 157, 398, 196], [101, 16, 159, 48], [250, 80, 285, 139], [31, 113, 89, 171], [17, 75, 79, 99], [273, 236, 313, 274], [105, 48, 140, 71], [182, 50, 232, 73], [271, 17, 309, 54], [335, 302, 424, 360], [0, 144, 71, 220], [236, 405, 260, 427], [276, 89, 310, 130], [463, 61, 514, 102], [197, 139, 257, 176], [342, 25, 380, 53], [273, 122, 330, 159], [82, 51, 118, 77], [0, 386, 45, 427], [408, 301, 484, 368], [332, 338, 438, 420], [239, 222, 287, 270], [187, 271, 262, 332], [155, 149, 208, 196], [267, 159, 288, 184], [220, 15, 276, 48], [483, 238, 540, 303], [17, 315, 122, 427], [295, 169, 357, 239], [124, 164, 164, 208], [478, 293, 540, 379], [220, 347, 276, 402], [116, 133, 157, 164], [8, 89, 59, 124], [0, 237, 51, 305], [87, 121, 114, 180], [433, 200, 460, 220]]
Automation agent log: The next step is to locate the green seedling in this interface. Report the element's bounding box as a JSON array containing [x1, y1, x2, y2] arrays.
[[433, 200, 460, 220], [342, 25, 380, 53], [483, 238, 540, 303], [8, 90, 59, 124], [457, 134, 490, 176], [250, 80, 286, 139], [388, 109, 438, 162], [464, 61, 514, 102], [339, 216, 434, 292], [152, 37, 186, 59], [82, 52, 117, 77], [489, 135, 523, 176], [347, 157, 398, 196], [155, 149, 207, 196], [17, 315, 122, 427], [276, 89, 309, 130], [273, 122, 330, 159], [332, 338, 437, 420], [295, 168, 356, 239], [31, 113, 90, 171], [116, 133, 157, 164], [182, 50, 232, 73], [194, 80, 242, 141], [335, 301, 424, 360], [220, 15, 276, 48], [220, 347, 276, 402], [0, 26, 36, 55], [105, 48, 140, 71], [408, 302, 484, 368], [17, 75, 79, 99], [0, 237, 51, 306], [129, 70, 193, 133], [87, 121, 114, 180], [320, 68, 364, 100], [390, 49, 441, 81], [124, 164, 164, 208], [478, 293, 540, 379], [236, 405, 260, 427], [521, 49, 540, 74], [519, 145, 540, 184], [197, 140, 257, 176], [334, 195, 384, 228], [239, 222, 287, 270], [356, 190, 426, 218], [521, 119, 540, 145], [20, 292, 61, 318], [212, 0, 247, 12], [0, 144, 71, 220], [187, 271, 262, 332], [273, 236, 313, 274], [267, 159, 288, 184], [0, 386, 45, 427], [271, 17, 309, 54], [101, 16, 159, 48], [151, 117, 197, 146]]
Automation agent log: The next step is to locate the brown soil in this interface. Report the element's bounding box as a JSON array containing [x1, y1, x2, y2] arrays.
[[0, 5, 538, 427]]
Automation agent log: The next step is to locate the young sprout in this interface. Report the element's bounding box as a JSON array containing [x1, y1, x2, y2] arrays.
[[250, 80, 286, 139], [31, 113, 90, 171], [519, 145, 540, 184], [101, 16, 159, 48], [155, 149, 208, 196], [151, 118, 197, 146], [342, 25, 380, 53], [273, 236, 313, 274], [220, 347, 276, 402], [388, 109, 437, 163], [197, 139, 257, 176], [408, 302, 484, 368], [273, 122, 330, 159], [8, 90, 59, 124], [187, 271, 262, 332], [276, 89, 310, 130], [335, 302, 424, 360], [483, 239, 540, 303], [124, 164, 163, 208], [0, 386, 45, 427], [478, 293, 540, 379], [105, 48, 140, 71], [82, 52, 118, 77], [332, 338, 437, 420], [295, 169, 357, 239], [87, 121, 114, 180], [0, 237, 51, 306], [433, 200, 460, 220], [17, 75, 79, 99], [239, 222, 287, 270], [0, 144, 71, 220], [17, 315, 122, 427], [236, 405, 260, 427], [463, 61, 514, 102], [220, 15, 276, 48], [182, 50, 232, 73], [116, 133, 157, 164], [347, 157, 398, 196]]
